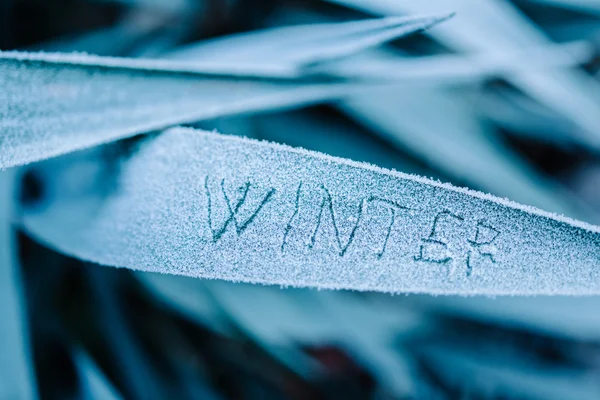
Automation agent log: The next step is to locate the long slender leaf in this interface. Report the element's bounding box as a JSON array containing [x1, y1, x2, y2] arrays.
[[328, 0, 600, 151], [0, 13, 451, 169], [0, 171, 37, 399], [170, 14, 454, 75], [21, 128, 600, 295], [0, 51, 349, 168], [171, 11, 591, 84], [317, 40, 592, 81]]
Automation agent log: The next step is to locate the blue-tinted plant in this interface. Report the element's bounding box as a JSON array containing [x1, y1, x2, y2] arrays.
[[2, 1, 600, 398]]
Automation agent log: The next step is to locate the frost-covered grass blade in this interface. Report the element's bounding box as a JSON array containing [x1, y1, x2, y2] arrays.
[[0, 11, 453, 169], [21, 128, 600, 295], [0, 51, 354, 168], [170, 14, 454, 75], [328, 0, 600, 152]]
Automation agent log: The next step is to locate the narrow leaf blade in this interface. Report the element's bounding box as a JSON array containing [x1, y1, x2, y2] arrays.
[[21, 128, 600, 295]]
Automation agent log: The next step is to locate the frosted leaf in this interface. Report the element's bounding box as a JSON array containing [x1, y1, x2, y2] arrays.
[[170, 14, 455, 75], [317, 40, 592, 82], [22, 128, 600, 295], [0, 51, 374, 168], [328, 0, 600, 151], [171, 10, 591, 86], [0, 11, 456, 170], [0, 171, 37, 399]]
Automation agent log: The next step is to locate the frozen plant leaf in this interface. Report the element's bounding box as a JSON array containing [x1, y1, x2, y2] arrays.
[[171, 9, 590, 86], [0, 8, 453, 171], [0, 171, 37, 400], [170, 13, 454, 75], [22, 128, 600, 295], [328, 0, 600, 152], [0, 51, 376, 168], [197, 8, 594, 86], [318, 41, 592, 82]]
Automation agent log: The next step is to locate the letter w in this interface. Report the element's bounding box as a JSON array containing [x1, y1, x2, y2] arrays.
[[204, 177, 274, 242]]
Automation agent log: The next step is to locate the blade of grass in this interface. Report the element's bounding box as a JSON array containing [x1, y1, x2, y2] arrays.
[[315, 41, 592, 82], [170, 11, 590, 85], [169, 14, 454, 75], [20, 128, 600, 295], [0, 171, 37, 399], [0, 51, 367, 168], [0, 9, 455, 171], [328, 0, 600, 152]]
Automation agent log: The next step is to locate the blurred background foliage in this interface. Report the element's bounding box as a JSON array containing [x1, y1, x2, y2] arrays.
[[3, 0, 600, 399]]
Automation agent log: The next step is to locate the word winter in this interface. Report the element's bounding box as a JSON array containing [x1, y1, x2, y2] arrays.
[[202, 176, 501, 277]]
